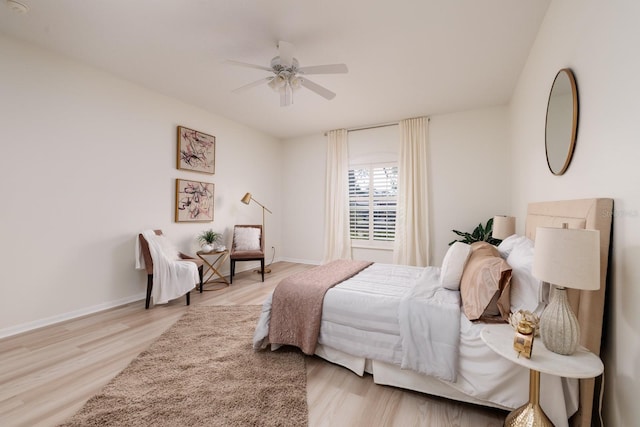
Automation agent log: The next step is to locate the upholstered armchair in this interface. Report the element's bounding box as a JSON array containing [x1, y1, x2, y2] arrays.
[[229, 225, 264, 284], [138, 230, 203, 309]]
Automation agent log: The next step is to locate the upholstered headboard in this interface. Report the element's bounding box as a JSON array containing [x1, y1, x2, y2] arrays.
[[526, 198, 613, 427]]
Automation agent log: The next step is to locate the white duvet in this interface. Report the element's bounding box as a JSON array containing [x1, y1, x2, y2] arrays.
[[253, 263, 578, 427], [398, 267, 460, 382], [254, 264, 461, 381]]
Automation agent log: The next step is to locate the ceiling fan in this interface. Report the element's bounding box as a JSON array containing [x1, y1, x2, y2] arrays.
[[227, 41, 348, 107]]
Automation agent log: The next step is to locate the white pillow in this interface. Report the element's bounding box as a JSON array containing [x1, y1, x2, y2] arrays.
[[506, 237, 546, 314], [440, 242, 472, 290], [497, 234, 528, 259], [234, 227, 261, 251]]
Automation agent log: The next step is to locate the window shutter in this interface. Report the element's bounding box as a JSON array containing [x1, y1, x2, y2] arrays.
[[348, 164, 398, 243]]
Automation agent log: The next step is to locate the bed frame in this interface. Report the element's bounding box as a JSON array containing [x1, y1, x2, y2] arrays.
[[316, 198, 613, 427]]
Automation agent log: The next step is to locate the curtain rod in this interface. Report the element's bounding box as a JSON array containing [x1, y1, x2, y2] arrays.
[[347, 121, 399, 133], [323, 117, 430, 136]]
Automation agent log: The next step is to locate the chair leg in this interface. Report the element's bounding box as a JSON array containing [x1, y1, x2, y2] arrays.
[[260, 259, 265, 282], [186, 291, 190, 306], [198, 265, 204, 293], [145, 275, 153, 309], [230, 260, 235, 284]]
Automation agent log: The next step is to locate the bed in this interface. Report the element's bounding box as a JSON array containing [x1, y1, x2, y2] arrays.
[[254, 198, 613, 427]]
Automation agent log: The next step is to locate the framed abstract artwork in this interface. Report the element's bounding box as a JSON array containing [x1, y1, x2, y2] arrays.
[[177, 126, 215, 174], [175, 179, 214, 222]]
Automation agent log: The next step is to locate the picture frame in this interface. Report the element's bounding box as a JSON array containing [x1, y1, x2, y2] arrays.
[[175, 179, 214, 222], [177, 126, 215, 174]]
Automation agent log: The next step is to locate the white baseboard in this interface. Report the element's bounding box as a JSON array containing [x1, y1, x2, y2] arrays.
[[0, 292, 146, 339]]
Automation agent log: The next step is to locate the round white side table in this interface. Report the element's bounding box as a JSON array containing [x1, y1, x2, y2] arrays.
[[481, 324, 603, 427]]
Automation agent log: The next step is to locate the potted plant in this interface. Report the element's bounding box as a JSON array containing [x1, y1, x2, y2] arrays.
[[449, 218, 501, 246], [197, 229, 222, 252]]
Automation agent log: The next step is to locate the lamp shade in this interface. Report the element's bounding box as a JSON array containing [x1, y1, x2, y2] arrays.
[[241, 192, 252, 205], [492, 216, 516, 240], [532, 227, 600, 291]]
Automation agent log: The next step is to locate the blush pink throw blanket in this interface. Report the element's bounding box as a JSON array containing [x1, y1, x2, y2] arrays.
[[268, 259, 373, 354]]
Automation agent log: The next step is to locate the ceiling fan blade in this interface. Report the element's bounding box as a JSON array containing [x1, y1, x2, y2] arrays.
[[298, 64, 348, 75], [232, 77, 272, 93], [278, 41, 294, 68], [300, 78, 336, 100], [225, 60, 273, 72]]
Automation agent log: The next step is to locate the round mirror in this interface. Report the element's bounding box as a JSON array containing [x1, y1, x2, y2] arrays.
[[545, 68, 579, 175]]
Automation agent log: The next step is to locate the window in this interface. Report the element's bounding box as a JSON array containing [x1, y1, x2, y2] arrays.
[[348, 163, 398, 245]]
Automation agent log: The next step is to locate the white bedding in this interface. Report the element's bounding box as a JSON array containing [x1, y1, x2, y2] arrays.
[[398, 267, 460, 382], [317, 264, 423, 363], [253, 262, 578, 427], [256, 263, 459, 382]]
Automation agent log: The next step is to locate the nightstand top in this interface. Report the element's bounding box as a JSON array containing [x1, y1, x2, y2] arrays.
[[481, 324, 603, 378]]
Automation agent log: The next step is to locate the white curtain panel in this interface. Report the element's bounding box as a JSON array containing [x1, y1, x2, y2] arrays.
[[393, 117, 430, 266], [323, 129, 352, 262]]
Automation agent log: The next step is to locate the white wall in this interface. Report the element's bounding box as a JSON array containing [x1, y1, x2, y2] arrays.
[[0, 35, 282, 336], [281, 133, 326, 264], [509, 0, 640, 425], [429, 107, 511, 265], [281, 106, 511, 266]]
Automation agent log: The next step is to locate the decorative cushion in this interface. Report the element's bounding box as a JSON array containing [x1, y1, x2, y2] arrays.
[[506, 237, 547, 315], [440, 242, 472, 290], [234, 227, 261, 251], [460, 242, 512, 321]]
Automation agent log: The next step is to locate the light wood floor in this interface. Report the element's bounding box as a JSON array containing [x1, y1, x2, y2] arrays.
[[0, 261, 506, 427]]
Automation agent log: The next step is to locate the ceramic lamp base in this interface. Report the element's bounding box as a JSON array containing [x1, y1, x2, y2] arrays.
[[540, 287, 579, 355]]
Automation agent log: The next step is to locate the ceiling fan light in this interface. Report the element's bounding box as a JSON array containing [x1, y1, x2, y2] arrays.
[[290, 76, 302, 91], [269, 74, 287, 92]]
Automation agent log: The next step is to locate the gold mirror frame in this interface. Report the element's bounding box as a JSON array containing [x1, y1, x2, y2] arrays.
[[545, 68, 579, 175]]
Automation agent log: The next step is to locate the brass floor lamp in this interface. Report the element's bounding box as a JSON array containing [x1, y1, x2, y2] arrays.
[[241, 192, 272, 274]]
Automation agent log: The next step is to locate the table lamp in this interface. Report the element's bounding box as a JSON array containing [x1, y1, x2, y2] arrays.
[[492, 215, 516, 240], [532, 225, 600, 355]]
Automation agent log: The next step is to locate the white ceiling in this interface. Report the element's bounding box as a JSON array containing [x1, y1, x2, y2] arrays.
[[0, 0, 550, 139]]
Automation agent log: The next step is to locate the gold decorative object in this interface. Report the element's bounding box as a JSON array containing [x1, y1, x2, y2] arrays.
[[509, 310, 540, 337], [513, 319, 535, 359]]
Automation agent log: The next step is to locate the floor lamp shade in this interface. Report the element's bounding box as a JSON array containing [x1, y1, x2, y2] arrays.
[[492, 216, 516, 240], [532, 227, 600, 354]]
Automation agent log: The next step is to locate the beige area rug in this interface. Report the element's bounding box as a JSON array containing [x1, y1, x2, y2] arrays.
[[60, 305, 308, 427]]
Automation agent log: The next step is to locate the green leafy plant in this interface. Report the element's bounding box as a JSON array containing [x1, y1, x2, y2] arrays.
[[449, 218, 501, 246], [197, 229, 222, 246]]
